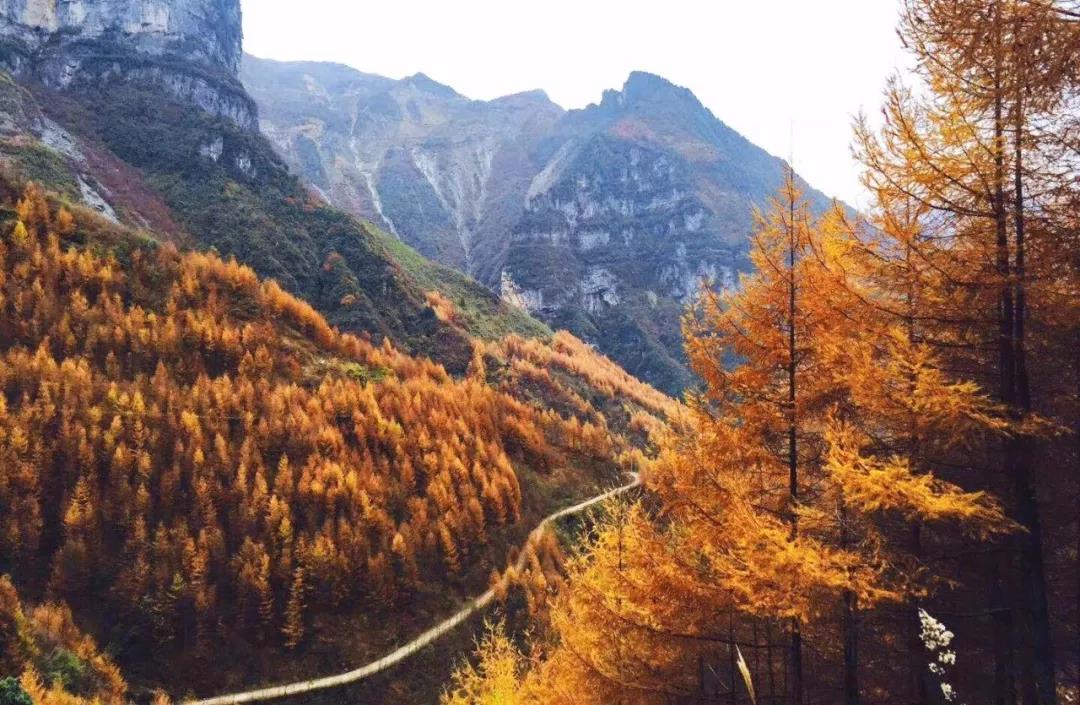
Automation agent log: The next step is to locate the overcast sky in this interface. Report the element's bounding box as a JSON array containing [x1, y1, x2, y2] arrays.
[[242, 1, 911, 208]]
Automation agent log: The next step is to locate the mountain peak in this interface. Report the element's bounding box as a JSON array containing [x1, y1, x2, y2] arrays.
[[400, 72, 462, 99], [491, 89, 563, 112], [624, 70, 675, 90], [591, 71, 705, 118], [622, 71, 703, 109], [245, 55, 837, 393], [506, 88, 553, 102]]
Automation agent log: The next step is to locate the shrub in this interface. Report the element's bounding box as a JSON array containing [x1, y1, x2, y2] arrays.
[[0, 678, 31, 705]]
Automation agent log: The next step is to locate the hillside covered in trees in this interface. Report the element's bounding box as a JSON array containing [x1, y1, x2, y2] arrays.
[[0, 175, 674, 701]]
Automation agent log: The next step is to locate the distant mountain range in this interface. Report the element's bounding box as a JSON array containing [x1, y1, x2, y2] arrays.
[[242, 57, 835, 392]]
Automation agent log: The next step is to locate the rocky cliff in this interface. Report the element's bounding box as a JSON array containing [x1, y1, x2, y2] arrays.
[[244, 61, 835, 393], [242, 55, 564, 282], [0, 0, 255, 128]]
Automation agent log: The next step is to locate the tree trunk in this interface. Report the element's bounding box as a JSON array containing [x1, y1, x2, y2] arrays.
[[839, 499, 860, 705], [790, 620, 803, 705], [730, 616, 738, 705], [910, 528, 929, 705], [782, 627, 789, 704], [767, 622, 777, 704], [991, 8, 1024, 703], [992, 558, 1018, 705], [784, 168, 803, 705], [1075, 344, 1080, 700], [1011, 74, 1057, 705], [843, 590, 859, 705]]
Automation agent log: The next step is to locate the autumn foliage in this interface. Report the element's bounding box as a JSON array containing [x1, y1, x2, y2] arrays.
[[0, 576, 125, 705], [445, 3, 1079, 703], [441, 175, 1021, 705], [0, 179, 670, 688]]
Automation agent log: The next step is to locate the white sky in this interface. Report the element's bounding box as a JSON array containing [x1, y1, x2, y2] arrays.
[[242, 1, 912, 208]]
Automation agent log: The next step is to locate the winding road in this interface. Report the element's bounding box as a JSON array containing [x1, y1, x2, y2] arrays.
[[186, 474, 640, 705]]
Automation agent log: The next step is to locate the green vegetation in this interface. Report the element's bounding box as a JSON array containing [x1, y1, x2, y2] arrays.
[[0, 679, 31, 705], [370, 223, 551, 341], [306, 356, 391, 385], [39, 650, 91, 697], [1, 144, 79, 198], [38, 80, 548, 374], [0, 71, 80, 199]]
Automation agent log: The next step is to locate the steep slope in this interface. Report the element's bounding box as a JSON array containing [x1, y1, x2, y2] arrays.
[[1, 68, 210, 245], [35, 74, 549, 368], [502, 72, 834, 392], [0, 176, 673, 700], [0, 0, 552, 375], [0, 2, 673, 701], [242, 55, 565, 285], [243, 62, 835, 393]]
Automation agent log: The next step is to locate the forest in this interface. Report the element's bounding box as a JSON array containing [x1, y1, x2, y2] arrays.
[[0, 177, 674, 701], [441, 1, 1080, 704]]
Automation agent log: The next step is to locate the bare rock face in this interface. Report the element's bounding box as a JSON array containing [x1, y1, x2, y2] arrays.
[[0, 0, 255, 129], [241, 55, 565, 283], [244, 61, 838, 393]]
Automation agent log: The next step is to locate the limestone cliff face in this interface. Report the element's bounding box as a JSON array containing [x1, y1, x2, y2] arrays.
[[0, 0, 254, 128]]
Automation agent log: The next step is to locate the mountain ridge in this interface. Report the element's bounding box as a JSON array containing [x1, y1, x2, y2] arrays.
[[0, 7, 678, 699], [243, 56, 836, 392]]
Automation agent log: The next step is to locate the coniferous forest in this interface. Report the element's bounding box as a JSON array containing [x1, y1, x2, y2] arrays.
[[0, 1, 1077, 705]]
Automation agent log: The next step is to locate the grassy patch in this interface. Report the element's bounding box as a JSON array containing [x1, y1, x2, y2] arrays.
[[4, 143, 80, 198], [305, 356, 391, 386], [370, 224, 551, 342]]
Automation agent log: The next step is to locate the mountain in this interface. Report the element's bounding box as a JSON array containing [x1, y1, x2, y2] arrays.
[[0, 0, 551, 378], [242, 55, 564, 284], [243, 59, 835, 393], [0, 1, 679, 701]]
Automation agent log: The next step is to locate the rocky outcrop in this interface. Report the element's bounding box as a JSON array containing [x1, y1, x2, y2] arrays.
[[0, 0, 255, 129], [243, 62, 835, 393]]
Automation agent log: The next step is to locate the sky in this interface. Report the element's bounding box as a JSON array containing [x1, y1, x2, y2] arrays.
[[242, 1, 912, 209]]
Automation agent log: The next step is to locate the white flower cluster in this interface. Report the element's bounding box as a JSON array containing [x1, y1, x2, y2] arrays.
[[919, 608, 954, 650], [918, 608, 961, 703]]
